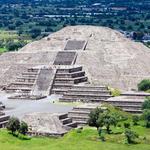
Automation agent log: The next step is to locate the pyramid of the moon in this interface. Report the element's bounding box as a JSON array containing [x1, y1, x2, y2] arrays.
[[0, 25, 150, 90]]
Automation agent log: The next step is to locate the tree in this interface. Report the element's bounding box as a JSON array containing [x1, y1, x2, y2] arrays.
[[98, 111, 117, 134], [29, 27, 41, 39], [6, 41, 25, 51], [142, 97, 150, 110], [7, 117, 20, 135], [88, 107, 104, 129], [138, 79, 150, 91], [132, 115, 140, 125], [125, 129, 139, 144], [19, 121, 28, 135], [142, 109, 150, 128]]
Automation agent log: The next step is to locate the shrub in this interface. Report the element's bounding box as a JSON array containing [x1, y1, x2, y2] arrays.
[[125, 129, 139, 144], [88, 107, 104, 129], [7, 117, 20, 135], [19, 121, 28, 135], [124, 122, 130, 129], [132, 115, 140, 125], [138, 79, 150, 91], [109, 87, 121, 97], [142, 109, 150, 128], [142, 97, 150, 110]]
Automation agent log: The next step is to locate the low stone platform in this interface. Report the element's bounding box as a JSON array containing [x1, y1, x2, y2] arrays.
[[8, 94, 47, 100], [105, 96, 145, 114], [23, 113, 68, 137]]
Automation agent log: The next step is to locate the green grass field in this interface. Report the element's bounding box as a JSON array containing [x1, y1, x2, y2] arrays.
[[0, 125, 150, 150]]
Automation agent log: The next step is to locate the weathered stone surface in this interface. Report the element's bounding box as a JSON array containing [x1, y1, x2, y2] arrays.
[[23, 113, 67, 136]]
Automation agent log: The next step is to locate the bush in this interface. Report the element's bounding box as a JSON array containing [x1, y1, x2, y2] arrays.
[[138, 79, 150, 91], [124, 122, 130, 129], [125, 129, 139, 144], [7, 117, 20, 135], [142, 97, 150, 110], [109, 87, 121, 97], [88, 107, 104, 129], [142, 109, 150, 128], [19, 121, 28, 135], [132, 115, 140, 125]]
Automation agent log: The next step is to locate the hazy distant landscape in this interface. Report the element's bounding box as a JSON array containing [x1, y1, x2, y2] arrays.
[[0, 0, 150, 53]]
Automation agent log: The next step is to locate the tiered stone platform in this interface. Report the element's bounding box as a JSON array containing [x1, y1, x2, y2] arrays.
[[105, 93, 147, 114], [7, 67, 56, 99], [51, 66, 88, 95], [59, 85, 111, 103], [6, 67, 39, 94]]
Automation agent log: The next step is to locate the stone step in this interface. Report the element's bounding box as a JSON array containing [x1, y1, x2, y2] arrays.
[[0, 112, 5, 116], [75, 120, 87, 125], [63, 122, 77, 128], [22, 75, 37, 78], [107, 101, 143, 105], [73, 106, 97, 112], [68, 115, 89, 122], [0, 120, 9, 128], [22, 72, 38, 76], [0, 115, 10, 122], [27, 68, 39, 73], [57, 66, 82, 73], [111, 104, 142, 108], [54, 76, 88, 84], [56, 71, 85, 78], [10, 82, 34, 86], [59, 113, 68, 120], [63, 93, 111, 99], [59, 97, 106, 103], [6, 87, 32, 92], [71, 85, 108, 91], [67, 89, 110, 95], [68, 110, 90, 117], [16, 77, 36, 82], [52, 83, 73, 89], [61, 118, 72, 125], [123, 108, 142, 114], [0, 105, 5, 110], [51, 89, 68, 94]]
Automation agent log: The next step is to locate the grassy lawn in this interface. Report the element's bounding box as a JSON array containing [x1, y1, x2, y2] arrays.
[[0, 126, 150, 150]]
